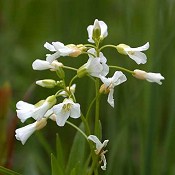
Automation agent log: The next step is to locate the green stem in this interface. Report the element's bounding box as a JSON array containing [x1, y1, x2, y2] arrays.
[[94, 78, 100, 136], [86, 95, 98, 120], [99, 44, 117, 51], [82, 51, 96, 58], [84, 44, 96, 48], [109, 65, 134, 74], [88, 155, 99, 175], [63, 65, 77, 71], [66, 121, 88, 139], [81, 114, 91, 135]]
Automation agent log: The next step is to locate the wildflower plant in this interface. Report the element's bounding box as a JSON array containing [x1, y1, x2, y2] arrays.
[[15, 19, 164, 174]]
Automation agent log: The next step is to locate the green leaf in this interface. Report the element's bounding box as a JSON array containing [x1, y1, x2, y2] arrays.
[[51, 154, 64, 175], [56, 133, 65, 171], [66, 123, 87, 175], [0, 166, 22, 175]]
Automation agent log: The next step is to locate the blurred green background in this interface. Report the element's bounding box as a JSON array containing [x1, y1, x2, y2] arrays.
[[0, 0, 175, 174]]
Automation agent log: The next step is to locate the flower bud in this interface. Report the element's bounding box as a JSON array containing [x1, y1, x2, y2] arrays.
[[36, 79, 57, 88], [116, 44, 130, 55], [67, 44, 87, 57], [133, 69, 165, 85], [77, 65, 88, 78], [56, 80, 64, 88], [46, 95, 57, 106], [36, 118, 47, 130], [133, 69, 147, 80], [92, 19, 101, 42], [50, 61, 63, 71], [56, 67, 65, 79]]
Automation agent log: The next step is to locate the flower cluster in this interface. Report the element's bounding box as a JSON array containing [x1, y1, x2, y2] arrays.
[[15, 19, 164, 171]]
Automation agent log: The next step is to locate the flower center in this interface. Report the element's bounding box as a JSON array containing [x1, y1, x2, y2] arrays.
[[63, 103, 72, 112]]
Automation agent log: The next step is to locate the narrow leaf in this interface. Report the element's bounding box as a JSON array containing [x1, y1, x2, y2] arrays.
[[0, 166, 22, 175], [51, 153, 64, 175]]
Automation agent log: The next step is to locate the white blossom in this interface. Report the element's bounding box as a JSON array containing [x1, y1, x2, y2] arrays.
[[116, 42, 149, 64], [32, 59, 63, 71], [44, 41, 75, 63], [87, 19, 108, 43], [100, 71, 127, 107], [133, 69, 165, 85], [15, 118, 47, 145], [16, 95, 56, 122], [88, 135, 109, 170], [53, 98, 81, 126], [86, 48, 109, 77]]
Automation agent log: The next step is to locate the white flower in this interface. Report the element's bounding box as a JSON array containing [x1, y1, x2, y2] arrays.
[[100, 71, 127, 107], [32, 59, 63, 71], [86, 48, 109, 77], [87, 19, 108, 43], [133, 69, 165, 85], [16, 95, 57, 122], [88, 135, 109, 170], [116, 42, 149, 64], [44, 41, 75, 63], [53, 98, 81, 126], [15, 118, 47, 145]]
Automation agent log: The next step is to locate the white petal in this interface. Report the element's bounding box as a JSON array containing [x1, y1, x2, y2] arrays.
[[32, 102, 50, 120], [101, 154, 107, 170], [46, 52, 61, 63], [107, 89, 114, 108], [53, 103, 69, 126], [125, 42, 149, 52], [32, 59, 51, 70], [44, 42, 56, 52], [87, 25, 94, 43], [99, 21, 108, 38], [146, 73, 165, 85], [16, 109, 34, 123], [16, 101, 34, 110], [87, 48, 96, 56], [15, 122, 36, 145], [112, 71, 127, 86], [88, 135, 103, 151], [100, 76, 111, 87], [52, 41, 65, 50], [70, 103, 81, 118], [56, 112, 69, 126], [127, 51, 147, 64]]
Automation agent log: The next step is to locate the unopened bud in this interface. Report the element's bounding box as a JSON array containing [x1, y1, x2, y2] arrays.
[[50, 60, 63, 71], [36, 118, 47, 130], [77, 65, 88, 78], [56, 80, 64, 88], [46, 95, 57, 106], [36, 79, 57, 88], [67, 44, 87, 57], [133, 69, 147, 80], [116, 44, 129, 55], [56, 67, 65, 79], [92, 19, 101, 42]]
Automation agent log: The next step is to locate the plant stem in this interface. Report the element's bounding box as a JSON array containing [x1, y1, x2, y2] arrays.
[[63, 65, 77, 71], [99, 44, 117, 51], [66, 121, 87, 139], [109, 65, 134, 74], [94, 78, 100, 136]]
